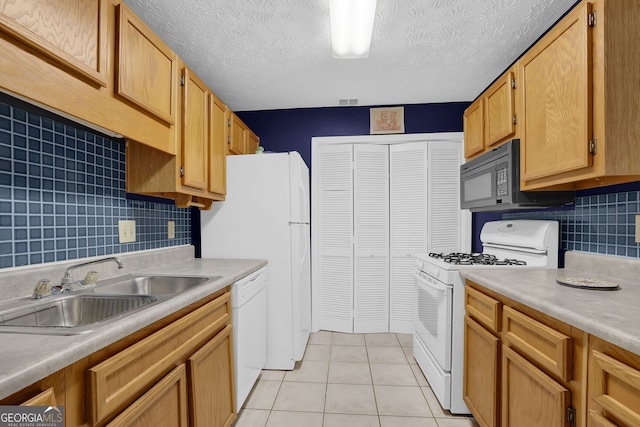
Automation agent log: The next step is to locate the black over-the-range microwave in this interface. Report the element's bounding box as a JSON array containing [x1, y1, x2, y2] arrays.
[[460, 139, 575, 212]]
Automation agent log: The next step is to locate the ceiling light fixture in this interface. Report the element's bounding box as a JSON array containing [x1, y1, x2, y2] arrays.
[[330, 0, 377, 59]]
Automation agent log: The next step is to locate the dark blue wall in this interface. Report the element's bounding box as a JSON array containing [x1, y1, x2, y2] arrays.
[[237, 103, 470, 167]]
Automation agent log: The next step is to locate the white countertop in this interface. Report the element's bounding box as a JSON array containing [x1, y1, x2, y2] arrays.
[[460, 265, 640, 356], [0, 257, 266, 400]]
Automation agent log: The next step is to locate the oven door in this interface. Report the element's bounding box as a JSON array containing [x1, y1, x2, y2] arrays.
[[413, 269, 452, 371]]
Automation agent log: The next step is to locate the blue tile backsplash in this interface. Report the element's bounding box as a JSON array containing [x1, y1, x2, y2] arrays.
[[0, 98, 191, 269], [503, 189, 640, 258]]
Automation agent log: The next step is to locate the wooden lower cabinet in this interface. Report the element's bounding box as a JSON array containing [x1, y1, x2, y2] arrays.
[[464, 281, 585, 427], [188, 324, 236, 427], [0, 288, 235, 427], [588, 336, 640, 427], [106, 365, 189, 427], [463, 315, 500, 427], [502, 345, 570, 427]]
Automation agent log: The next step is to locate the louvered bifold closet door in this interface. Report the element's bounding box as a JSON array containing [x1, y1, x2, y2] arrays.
[[428, 142, 462, 253], [389, 142, 429, 333], [353, 145, 390, 333], [317, 144, 354, 333]]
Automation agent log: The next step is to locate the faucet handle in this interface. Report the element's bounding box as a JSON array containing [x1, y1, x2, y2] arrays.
[[83, 270, 98, 287], [32, 279, 52, 299]]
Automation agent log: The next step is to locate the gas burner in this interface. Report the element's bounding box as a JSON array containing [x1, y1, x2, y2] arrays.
[[428, 252, 527, 266]]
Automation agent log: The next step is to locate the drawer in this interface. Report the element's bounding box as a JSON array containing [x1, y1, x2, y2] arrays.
[[502, 306, 572, 382], [465, 285, 501, 333], [20, 387, 57, 406], [589, 350, 640, 426], [88, 291, 230, 425]]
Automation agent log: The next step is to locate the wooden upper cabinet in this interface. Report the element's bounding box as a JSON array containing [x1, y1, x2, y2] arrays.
[[246, 129, 260, 155], [181, 66, 208, 191], [485, 70, 516, 148], [115, 2, 177, 125], [519, 2, 593, 184], [463, 98, 484, 159], [0, 0, 108, 86], [229, 113, 247, 155], [209, 93, 227, 196]]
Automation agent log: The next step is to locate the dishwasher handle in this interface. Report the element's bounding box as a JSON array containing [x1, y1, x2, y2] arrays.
[[232, 267, 267, 307]]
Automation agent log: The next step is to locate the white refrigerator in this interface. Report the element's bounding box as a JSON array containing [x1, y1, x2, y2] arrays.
[[201, 151, 311, 370]]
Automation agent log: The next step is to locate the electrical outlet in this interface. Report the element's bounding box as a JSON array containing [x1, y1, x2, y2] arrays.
[[636, 215, 640, 243], [168, 221, 175, 239], [118, 220, 136, 243]]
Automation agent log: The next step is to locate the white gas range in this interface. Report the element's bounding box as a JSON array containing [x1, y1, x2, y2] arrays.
[[413, 220, 560, 414]]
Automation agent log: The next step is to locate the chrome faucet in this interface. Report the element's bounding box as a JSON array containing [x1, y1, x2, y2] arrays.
[[60, 257, 124, 286], [31, 257, 125, 299]]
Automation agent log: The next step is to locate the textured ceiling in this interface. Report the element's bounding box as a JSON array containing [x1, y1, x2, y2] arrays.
[[124, 0, 577, 112]]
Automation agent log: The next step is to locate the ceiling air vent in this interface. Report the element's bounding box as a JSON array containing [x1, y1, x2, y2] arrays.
[[339, 99, 358, 106]]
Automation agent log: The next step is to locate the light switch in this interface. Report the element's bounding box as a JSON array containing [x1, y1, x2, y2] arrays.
[[118, 220, 136, 243], [168, 221, 175, 239]]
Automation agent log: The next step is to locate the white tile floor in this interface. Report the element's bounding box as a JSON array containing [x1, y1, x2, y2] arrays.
[[233, 331, 479, 427]]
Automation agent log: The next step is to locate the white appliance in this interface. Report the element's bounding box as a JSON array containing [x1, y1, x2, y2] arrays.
[[232, 266, 267, 410], [201, 151, 311, 370], [413, 220, 559, 414]]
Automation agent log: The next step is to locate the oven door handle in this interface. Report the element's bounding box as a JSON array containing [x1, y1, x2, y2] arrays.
[[413, 271, 449, 293]]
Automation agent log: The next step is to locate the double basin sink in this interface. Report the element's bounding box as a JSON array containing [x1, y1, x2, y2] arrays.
[[0, 274, 219, 335]]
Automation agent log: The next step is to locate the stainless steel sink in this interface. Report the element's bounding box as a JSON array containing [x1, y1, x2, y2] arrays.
[[92, 275, 215, 296], [0, 274, 218, 335], [0, 294, 158, 335]]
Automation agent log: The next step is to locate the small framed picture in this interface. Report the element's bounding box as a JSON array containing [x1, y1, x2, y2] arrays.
[[370, 106, 405, 134]]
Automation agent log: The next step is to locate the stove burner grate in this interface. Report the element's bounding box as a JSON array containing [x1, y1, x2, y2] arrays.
[[428, 252, 527, 266]]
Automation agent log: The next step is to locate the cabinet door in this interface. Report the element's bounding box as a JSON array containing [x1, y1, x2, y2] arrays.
[[485, 70, 516, 147], [502, 345, 570, 427], [246, 129, 259, 154], [519, 2, 593, 182], [115, 3, 177, 125], [106, 365, 188, 427], [229, 114, 246, 155], [0, 0, 108, 86], [209, 93, 227, 196], [464, 98, 484, 158], [464, 316, 500, 427], [188, 324, 236, 427], [181, 67, 208, 191]]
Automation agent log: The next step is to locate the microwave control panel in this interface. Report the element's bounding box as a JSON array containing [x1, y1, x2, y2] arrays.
[[496, 167, 508, 197]]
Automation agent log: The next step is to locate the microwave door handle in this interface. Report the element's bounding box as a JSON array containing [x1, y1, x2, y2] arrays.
[[413, 271, 448, 293]]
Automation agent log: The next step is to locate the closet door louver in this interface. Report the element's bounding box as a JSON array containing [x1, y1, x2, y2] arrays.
[[317, 144, 354, 333], [353, 145, 389, 333], [389, 143, 429, 333], [428, 142, 462, 253]]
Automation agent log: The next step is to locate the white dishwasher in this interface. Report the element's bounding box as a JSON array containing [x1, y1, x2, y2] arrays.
[[232, 266, 268, 410]]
